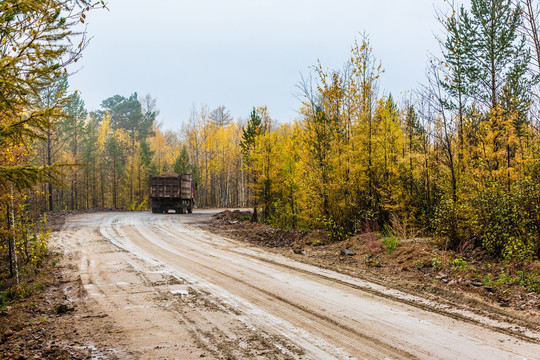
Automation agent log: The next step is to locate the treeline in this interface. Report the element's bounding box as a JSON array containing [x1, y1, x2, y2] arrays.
[[31, 90, 157, 212], [28, 96, 250, 213], [238, 0, 540, 263]]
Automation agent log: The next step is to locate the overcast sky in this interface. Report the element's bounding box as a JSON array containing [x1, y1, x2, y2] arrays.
[[69, 0, 443, 130]]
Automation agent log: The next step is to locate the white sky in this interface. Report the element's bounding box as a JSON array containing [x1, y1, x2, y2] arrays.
[[69, 0, 443, 130]]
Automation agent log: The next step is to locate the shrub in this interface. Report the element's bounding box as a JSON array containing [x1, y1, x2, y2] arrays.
[[433, 179, 540, 263], [382, 233, 399, 253], [320, 216, 352, 242], [432, 194, 473, 250], [432, 256, 443, 271], [387, 213, 421, 241], [452, 257, 468, 268], [472, 181, 538, 263]]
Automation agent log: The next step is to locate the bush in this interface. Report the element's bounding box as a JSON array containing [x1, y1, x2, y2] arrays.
[[320, 216, 352, 242], [1, 198, 51, 293], [433, 179, 540, 263], [382, 233, 399, 253], [432, 256, 443, 271], [432, 193, 473, 250], [452, 257, 468, 268], [472, 181, 538, 263], [269, 199, 298, 229]]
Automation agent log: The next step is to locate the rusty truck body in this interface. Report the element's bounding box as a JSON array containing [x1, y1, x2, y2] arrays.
[[149, 173, 195, 214]]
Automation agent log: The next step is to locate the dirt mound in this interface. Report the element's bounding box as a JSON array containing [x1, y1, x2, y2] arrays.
[[249, 226, 308, 248], [303, 230, 330, 246], [212, 209, 252, 224], [211, 221, 309, 248], [207, 210, 332, 248]]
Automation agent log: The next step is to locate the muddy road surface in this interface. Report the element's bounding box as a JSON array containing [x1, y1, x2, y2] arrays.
[[53, 210, 540, 359]]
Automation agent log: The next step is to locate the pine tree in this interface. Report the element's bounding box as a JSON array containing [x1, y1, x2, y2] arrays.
[[240, 108, 263, 222], [468, 0, 531, 110], [173, 146, 191, 174], [439, 4, 476, 161], [65, 93, 88, 210]]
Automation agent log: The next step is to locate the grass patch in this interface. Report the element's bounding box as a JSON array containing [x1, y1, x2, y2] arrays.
[[475, 262, 540, 294]]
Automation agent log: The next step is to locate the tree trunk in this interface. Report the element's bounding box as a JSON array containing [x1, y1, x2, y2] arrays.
[[7, 206, 13, 278], [47, 132, 53, 212], [113, 156, 117, 208]]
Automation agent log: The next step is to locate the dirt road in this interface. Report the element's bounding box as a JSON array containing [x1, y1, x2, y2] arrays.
[[52, 210, 540, 359]]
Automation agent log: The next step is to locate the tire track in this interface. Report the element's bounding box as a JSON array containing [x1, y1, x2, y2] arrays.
[[94, 212, 540, 359]]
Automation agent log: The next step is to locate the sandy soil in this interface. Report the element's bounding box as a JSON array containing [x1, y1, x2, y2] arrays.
[[37, 210, 540, 359]]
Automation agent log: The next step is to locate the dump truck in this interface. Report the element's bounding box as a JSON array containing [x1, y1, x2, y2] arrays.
[[149, 173, 195, 214]]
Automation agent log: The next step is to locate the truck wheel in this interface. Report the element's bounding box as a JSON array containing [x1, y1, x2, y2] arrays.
[[187, 205, 192, 214], [152, 208, 158, 214]]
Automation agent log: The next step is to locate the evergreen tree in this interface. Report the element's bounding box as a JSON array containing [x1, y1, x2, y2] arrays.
[[468, 0, 531, 110], [97, 93, 153, 147], [81, 117, 99, 208], [439, 4, 476, 158], [173, 146, 191, 174], [240, 108, 263, 222], [240, 108, 262, 158]]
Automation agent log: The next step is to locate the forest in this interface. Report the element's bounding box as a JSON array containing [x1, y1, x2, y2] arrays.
[[2, 0, 540, 292]]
